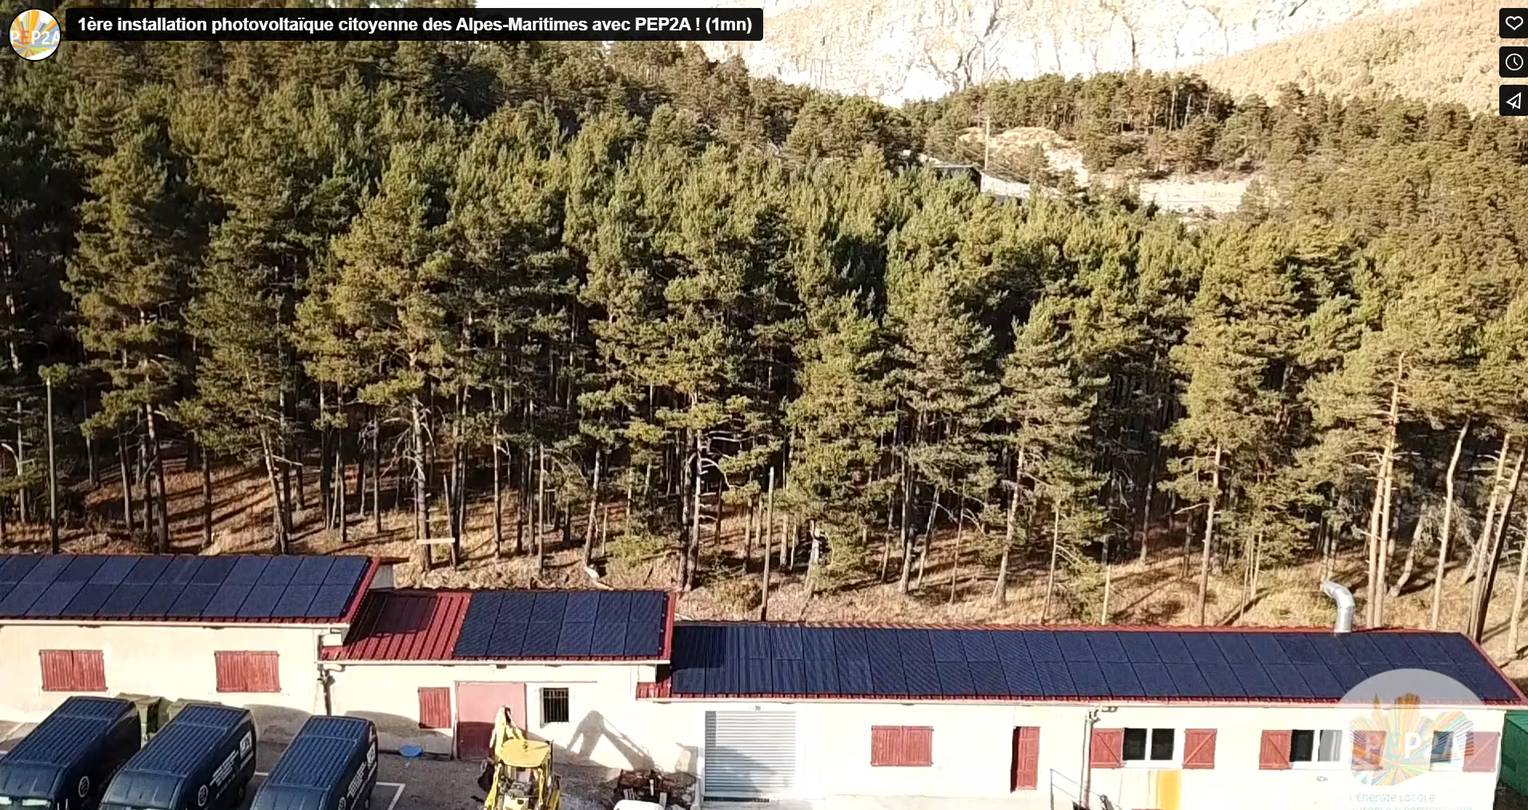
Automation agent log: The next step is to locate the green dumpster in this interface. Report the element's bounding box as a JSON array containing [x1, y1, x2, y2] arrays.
[[1502, 711, 1528, 798]]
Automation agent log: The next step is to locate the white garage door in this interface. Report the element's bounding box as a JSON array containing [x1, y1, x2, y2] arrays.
[[704, 710, 798, 800]]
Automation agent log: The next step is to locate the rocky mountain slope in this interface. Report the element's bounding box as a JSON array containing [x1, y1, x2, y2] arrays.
[[1197, 0, 1499, 112], [704, 0, 1427, 103]]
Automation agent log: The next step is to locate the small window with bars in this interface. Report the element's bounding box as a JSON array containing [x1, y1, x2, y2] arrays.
[[541, 687, 570, 724]]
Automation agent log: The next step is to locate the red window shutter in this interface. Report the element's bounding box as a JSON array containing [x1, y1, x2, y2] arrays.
[[1090, 728, 1124, 769], [870, 726, 933, 766], [1259, 730, 1291, 770], [418, 687, 451, 729], [40, 650, 105, 692], [1464, 731, 1501, 773], [215, 651, 280, 693], [1352, 730, 1386, 771], [1182, 729, 1217, 769], [1011, 727, 1040, 790]]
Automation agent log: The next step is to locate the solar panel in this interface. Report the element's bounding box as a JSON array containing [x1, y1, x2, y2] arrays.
[[133, 581, 187, 617], [271, 585, 319, 617], [202, 584, 253, 618], [557, 622, 596, 656], [772, 625, 805, 659], [1276, 634, 1321, 664], [1035, 661, 1076, 695], [1103, 664, 1146, 697], [1370, 634, 1420, 665], [1400, 634, 1450, 665], [1307, 635, 1359, 667], [522, 621, 562, 656], [1326, 662, 1366, 691], [1164, 662, 1210, 696], [1001, 657, 1041, 695], [308, 584, 356, 617], [928, 631, 964, 663], [590, 620, 627, 655], [969, 660, 1007, 695], [992, 632, 1030, 663], [1119, 633, 1161, 662], [25, 580, 85, 616], [1246, 634, 1291, 664], [21, 555, 70, 585], [225, 556, 270, 585], [90, 556, 136, 585], [623, 617, 663, 657], [63, 583, 116, 617], [1296, 663, 1342, 697], [323, 556, 367, 585], [773, 659, 805, 693], [256, 556, 302, 586], [0, 555, 39, 584], [96, 584, 150, 617], [1343, 634, 1388, 665], [803, 628, 837, 660], [1068, 662, 1108, 696], [1130, 662, 1176, 696], [160, 555, 200, 585], [488, 622, 529, 658], [167, 584, 220, 618], [1233, 664, 1280, 698], [937, 660, 976, 696], [530, 593, 567, 622], [958, 630, 998, 662], [190, 556, 237, 585], [1181, 634, 1227, 663], [1212, 634, 1258, 664], [563, 592, 599, 623], [1198, 662, 1245, 696], [292, 557, 334, 586], [898, 632, 941, 695], [236, 585, 285, 618], [804, 654, 840, 693], [1055, 632, 1095, 661], [1087, 633, 1129, 663], [595, 591, 631, 623], [745, 656, 773, 694], [123, 556, 170, 585], [866, 632, 907, 695], [58, 556, 105, 583], [1027, 632, 1063, 662], [1265, 664, 1313, 698]]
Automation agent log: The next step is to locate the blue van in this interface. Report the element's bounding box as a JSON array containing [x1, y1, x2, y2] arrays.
[[99, 704, 255, 810], [251, 716, 378, 810], [0, 696, 141, 810]]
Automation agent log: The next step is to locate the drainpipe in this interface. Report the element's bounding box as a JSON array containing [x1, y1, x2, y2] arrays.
[[1320, 580, 1355, 634], [1079, 706, 1117, 809], [318, 666, 334, 716]]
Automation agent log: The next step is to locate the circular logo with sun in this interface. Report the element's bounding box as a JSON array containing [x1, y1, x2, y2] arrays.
[[9, 8, 60, 61]]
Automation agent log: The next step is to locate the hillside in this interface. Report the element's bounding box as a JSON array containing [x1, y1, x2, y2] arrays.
[[1196, 0, 1499, 112], [702, 0, 1425, 102]]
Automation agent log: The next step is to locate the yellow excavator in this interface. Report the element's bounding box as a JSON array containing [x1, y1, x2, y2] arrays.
[[479, 707, 562, 810]]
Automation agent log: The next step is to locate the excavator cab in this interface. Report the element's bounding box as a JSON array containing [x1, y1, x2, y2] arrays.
[[481, 707, 561, 810]]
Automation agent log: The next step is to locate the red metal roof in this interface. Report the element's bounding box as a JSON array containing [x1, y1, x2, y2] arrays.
[[321, 590, 471, 662]]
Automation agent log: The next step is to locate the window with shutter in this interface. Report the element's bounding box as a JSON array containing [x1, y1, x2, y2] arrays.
[[214, 651, 280, 693], [1464, 731, 1501, 773], [1011, 727, 1040, 790], [870, 726, 933, 767], [39, 650, 106, 692], [1090, 728, 1124, 769], [1259, 730, 1292, 770], [418, 687, 451, 729], [1351, 730, 1386, 771], [1182, 729, 1216, 769]]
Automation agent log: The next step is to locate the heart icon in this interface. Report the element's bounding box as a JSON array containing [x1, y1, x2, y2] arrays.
[[1509, 14, 1526, 30]]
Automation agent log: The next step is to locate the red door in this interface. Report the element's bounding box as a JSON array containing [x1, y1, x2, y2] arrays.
[[454, 681, 527, 760]]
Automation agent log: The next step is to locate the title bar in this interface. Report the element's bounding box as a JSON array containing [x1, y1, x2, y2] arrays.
[[63, 7, 763, 42]]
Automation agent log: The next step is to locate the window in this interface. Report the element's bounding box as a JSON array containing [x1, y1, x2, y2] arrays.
[[541, 687, 569, 724], [870, 726, 934, 767], [1290, 729, 1343, 765], [418, 687, 451, 730], [1122, 728, 1175, 764], [39, 650, 106, 692], [214, 651, 280, 693]]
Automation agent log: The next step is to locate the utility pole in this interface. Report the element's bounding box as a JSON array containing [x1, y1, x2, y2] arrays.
[[44, 373, 58, 554]]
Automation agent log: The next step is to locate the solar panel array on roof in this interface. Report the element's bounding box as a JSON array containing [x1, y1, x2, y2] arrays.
[[0, 554, 370, 623], [666, 624, 1523, 704], [452, 590, 668, 660]]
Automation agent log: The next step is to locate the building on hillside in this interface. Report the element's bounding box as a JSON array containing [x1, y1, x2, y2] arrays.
[[319, 587, 678, 767], [639, 621, 1526, 809], [0, 553, 381, 741]]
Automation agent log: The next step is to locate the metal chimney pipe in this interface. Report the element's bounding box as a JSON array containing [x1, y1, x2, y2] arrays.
[[1320, 580, 1356, 634]]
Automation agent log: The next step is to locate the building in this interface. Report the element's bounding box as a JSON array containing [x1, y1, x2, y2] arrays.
[[2, 552, 1523, 810]]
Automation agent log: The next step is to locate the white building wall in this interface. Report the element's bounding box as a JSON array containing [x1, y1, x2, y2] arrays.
[[645, 700, 1507, 810], [0, 622, 330, 742], [324, 661, 686, 772]]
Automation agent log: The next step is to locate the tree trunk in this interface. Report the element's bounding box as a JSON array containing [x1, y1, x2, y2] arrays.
[[761, 466, 774, 621], [583, 450, 601, 567], [1474, 446, 1526, 642], [1467, 434, 1514, 633], [685, 432, 703, 592], [536, 444, 547, 572], [319, 388, 332, 529], [1138, 444, 1158, 564], [1372, 362, 1403, 626], [805, 522, 821, 602], [994, 481, 1020, 606], [1041, 503, 1060, 623], [337, 439, 348, 548], [492, 434, 504, 559], [45, 378, 58, 554], [897, 449, 915, 593], [201, 450, 213, 551], [118, 432, 134, 533], [411, 393, 429, 573], [1509, 498, 1528, 657], [1431, 419, 1469, 630], [916, 486, 939, 591], [144, 405, 169, 554], [371, 417, 382, 534], [1389, 505, 1427, 598], [259, 429, 291, 554], [948, 491, 966, 606], [1197, 443, 1222, 626]]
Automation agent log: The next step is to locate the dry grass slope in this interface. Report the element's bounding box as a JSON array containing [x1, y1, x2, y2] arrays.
[[1196, 0, 1500, 112]]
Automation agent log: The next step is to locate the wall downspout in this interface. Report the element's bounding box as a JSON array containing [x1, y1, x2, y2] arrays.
[[1079, 706, 1117, 809]]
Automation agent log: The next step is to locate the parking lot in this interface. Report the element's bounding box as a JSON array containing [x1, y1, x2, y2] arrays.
[[1, 724, 611, 810]]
